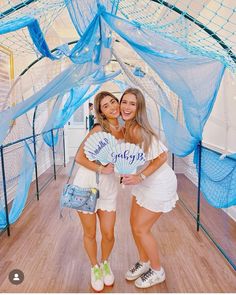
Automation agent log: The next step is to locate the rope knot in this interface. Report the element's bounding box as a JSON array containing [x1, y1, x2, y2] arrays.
[[97, 3, 106, 16]]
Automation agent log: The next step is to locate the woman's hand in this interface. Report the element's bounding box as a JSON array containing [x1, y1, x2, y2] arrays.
[[101, 163, 114, 175], [121, 174, 142, 185]]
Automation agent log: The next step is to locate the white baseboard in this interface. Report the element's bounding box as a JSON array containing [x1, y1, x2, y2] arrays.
[[184, 169, 198, 186], [223, 207, 236, 222]]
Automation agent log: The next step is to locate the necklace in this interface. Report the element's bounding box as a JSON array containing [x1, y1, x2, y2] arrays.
[[109, 122, 122, 132]]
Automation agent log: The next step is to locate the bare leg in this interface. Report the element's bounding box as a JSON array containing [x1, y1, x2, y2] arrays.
[[97, 210, 116, 262], [131, 199, 162, 270], [130, 197, 149, 262], [78, 212, 98, 266]]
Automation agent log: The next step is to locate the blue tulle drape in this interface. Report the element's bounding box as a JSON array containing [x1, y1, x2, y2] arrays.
[[0, 3, 225, 157], [42, 85, 101, 146], [0, 16, 63, 60], [102, 11, 225, 156], [0, 141, 35, 228]]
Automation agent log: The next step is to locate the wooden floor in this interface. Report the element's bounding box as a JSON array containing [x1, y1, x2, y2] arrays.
[[177, 174, 236, 265], [0, 167, 235, 293]]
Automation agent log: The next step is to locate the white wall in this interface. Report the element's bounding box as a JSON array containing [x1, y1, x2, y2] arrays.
[[203, 69, 236, 152]]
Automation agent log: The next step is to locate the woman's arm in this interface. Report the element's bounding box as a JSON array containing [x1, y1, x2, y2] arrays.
[[140, 151, 167, 177], [122, 151, 168, 185], [75, 125, 114, 175]]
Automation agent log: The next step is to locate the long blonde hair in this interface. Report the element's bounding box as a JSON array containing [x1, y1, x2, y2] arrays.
[[120, 88, 157, 152], [94, 91, 119, 133]]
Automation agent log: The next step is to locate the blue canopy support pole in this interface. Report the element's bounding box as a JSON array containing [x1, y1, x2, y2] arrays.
[[180, 194, 236, 271], [62, 129, 66, 167], [3, 134, 34, 148], [199, 222, 236, 271], [0, 0, 38, 19], [172, 154, 175, 170], [19, 40, 79, 77], [51, 129, 56, 180], [32, 106, 39, 200], [0, 146, 10, 236], [196, 141, 202, 232]]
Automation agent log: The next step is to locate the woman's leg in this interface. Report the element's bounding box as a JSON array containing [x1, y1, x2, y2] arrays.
[[97, 209, 116, 261], [77, 212, 98, 266], [130, 197, 149, 262], [131, 199, 162, 270], [78, 212, 104, 292]]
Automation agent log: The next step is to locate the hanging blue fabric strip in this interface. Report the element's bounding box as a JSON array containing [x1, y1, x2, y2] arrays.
[[0, 62, 101, 146], [0, 141, 35, 228], [70, 14, 100, 64], [64, 0, 119, 37], [41, 69, 121, 147], [42, 71, 121, 146], [42, 93, 65, 146], [0, 16, 61, 60], [160, 107, 198, 157], [0, 15, 34, 34], [42, 87, 89, 146]]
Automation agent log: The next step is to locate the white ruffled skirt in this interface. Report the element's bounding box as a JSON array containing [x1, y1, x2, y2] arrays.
[[132, 163, 178, 213]]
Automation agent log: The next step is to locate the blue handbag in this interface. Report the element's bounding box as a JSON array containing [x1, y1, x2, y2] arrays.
[[61, 184, 99, 212], [60, 160, 99, 213]]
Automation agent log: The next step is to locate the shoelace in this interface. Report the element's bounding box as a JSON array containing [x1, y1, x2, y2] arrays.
[[93, 267, 102, 281], [103, 262, 111, 275], [130, 262, 142, 273], [140, 269, 155, 281]]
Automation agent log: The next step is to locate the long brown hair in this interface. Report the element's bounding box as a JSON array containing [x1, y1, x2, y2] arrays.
[[120, 88, 157, 152], [94, 91, 119, 133]]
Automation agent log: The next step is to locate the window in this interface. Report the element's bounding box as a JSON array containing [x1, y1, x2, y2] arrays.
[[71, 104, 85, 125]]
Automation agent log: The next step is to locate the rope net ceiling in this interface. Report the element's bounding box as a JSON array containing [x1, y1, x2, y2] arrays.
[[0, 0, 235, 70], [117, 0, 236, 70], [0, 0, 67, 55]]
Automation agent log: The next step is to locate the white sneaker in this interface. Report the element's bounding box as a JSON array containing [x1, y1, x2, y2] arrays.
[[134, 267, 166, 288], [91, 264, 104, 292], [101, 260, 114, 286], [125, 261, 150, 281]]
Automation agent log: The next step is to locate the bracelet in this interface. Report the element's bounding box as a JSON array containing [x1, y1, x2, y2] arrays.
[[139, 173, 146, 181], [97, 165, 103, 174]]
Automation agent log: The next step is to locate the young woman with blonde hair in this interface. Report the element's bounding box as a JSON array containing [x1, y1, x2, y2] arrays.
[[74, 91, 123, 292], [120, 88, 178, 289]]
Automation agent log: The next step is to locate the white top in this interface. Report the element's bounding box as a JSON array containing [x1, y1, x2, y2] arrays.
[[145, 136, 168, 161]]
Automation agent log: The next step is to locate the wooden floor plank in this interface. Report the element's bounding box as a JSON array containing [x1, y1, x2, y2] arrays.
[[178, 173, 236, 264], [0, 168, 235, 292]]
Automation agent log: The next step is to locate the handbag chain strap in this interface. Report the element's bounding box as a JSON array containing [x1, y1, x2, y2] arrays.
[[67, 159, 99, 185], [66, 159, 76, 184]]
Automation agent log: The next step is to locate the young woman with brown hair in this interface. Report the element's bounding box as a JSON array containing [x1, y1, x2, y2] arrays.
[[120, 88, 178, 289], [74, 91, 123, 292]]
